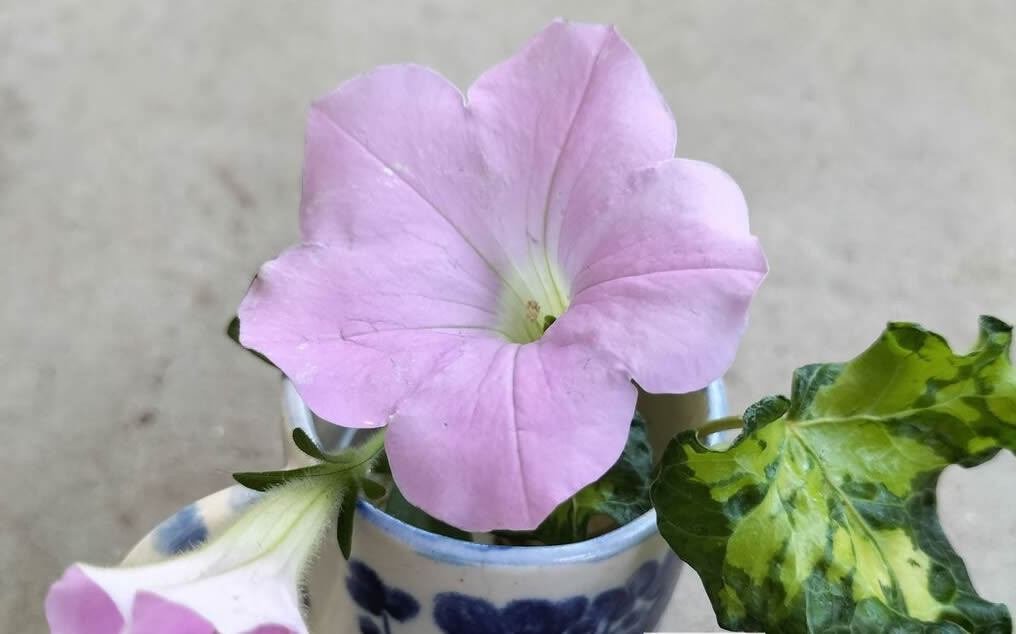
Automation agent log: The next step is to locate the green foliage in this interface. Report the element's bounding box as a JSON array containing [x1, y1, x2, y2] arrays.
[[336, 485, 357, 560], [385, 483, 472, 541], [358, 477, 386, 500], [499, 414, 654, 545], [232, 463, 344, 492], [542, 314, 557, 333], [291, 428, 346, 464], [653, 317, 1015, 633], [234, 429, 385, 491]]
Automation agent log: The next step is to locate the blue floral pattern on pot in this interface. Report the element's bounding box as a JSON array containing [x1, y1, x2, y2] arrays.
[[154, 503, 207, 555], [345, 556, 676, 634], [347, 560, 420, 634]]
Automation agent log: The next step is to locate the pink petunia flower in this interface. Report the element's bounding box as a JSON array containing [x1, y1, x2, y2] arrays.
[[46, 480, 334, 634], [238, 20, 766, 532]]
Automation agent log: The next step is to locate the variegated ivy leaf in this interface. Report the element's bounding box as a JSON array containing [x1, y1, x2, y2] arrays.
[[653, 316, 1015, 633]]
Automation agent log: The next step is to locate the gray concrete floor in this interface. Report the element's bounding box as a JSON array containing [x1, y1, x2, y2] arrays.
[[2, 2, 1014, 632]]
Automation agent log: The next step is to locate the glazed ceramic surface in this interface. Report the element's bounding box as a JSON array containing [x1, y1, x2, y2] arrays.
[[125, 379, 727, 633]]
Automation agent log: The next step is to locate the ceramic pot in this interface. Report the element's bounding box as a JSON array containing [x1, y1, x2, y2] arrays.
[[125, 379, 728, 633]]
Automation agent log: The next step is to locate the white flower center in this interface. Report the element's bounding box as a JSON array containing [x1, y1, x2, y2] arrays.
[[494, 260, 570, 343]]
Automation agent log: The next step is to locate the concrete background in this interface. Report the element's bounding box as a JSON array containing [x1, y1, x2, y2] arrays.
[[2, 1, 1014, 631]]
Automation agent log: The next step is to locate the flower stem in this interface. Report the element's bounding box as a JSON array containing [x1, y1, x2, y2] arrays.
[[694, 416, 745, 443], [357, 428, 387, 462]]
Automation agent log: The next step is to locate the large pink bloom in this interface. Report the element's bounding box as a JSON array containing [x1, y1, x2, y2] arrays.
[[239, 20, 766, 531]]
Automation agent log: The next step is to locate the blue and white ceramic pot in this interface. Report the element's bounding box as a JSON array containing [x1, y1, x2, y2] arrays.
[[126, 379, 728, 633]]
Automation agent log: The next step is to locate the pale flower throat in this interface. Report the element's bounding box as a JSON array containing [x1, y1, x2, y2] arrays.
[[495, 260, 570, 344]]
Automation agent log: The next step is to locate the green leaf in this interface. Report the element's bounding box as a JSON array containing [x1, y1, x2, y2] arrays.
[[542, 314, 557, 333], [226, 315, 276, 367], [290, 428, 363, 466], [232, 463, 340, 492], [336, 484, 357, 560], [386, 484, 472, 541], [652, 316, 1015, 633], [598, 414, 654, 525], [235, 430, 387, 492], [291, 428, 336, 463], [358, 477, 386, 500], [372, 450, 391, 475], [500, 414, 654, 545]]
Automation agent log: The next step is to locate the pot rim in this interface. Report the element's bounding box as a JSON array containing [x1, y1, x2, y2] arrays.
[[283, 378, 728, 567]]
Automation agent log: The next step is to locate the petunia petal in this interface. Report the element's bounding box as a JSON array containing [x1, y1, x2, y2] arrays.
[[301, 64, 541, 312], [302, 65, 478, 248], [384, 337, 637, 531], [238, 240, 513, 427], [129, 593, 216, 634], [130, 591, 301, 634], [142, 563, 307, 634], [468, 20, 676, 305], [46, 566, 124, 634], [555, 159, 767, 394], [300, 21, 676, 325]]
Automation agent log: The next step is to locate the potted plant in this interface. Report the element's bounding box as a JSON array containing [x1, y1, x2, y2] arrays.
[[46, 20, 1014, 634]]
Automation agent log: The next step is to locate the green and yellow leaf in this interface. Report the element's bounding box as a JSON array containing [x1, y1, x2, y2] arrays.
[[653, 316, 1015, 633]]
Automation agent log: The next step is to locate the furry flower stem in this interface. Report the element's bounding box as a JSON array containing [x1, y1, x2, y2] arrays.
[[233, 427, 388, 561]]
